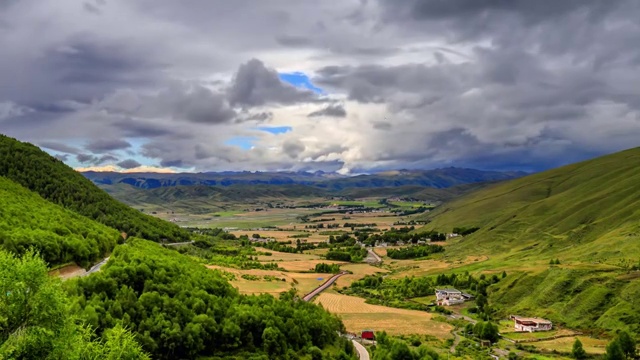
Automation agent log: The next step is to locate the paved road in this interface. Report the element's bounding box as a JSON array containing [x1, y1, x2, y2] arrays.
[[83, 256, 110, 276], [366, 249, 382, 264], [351, 339, 370, 360], [302, 272, 347, 302]]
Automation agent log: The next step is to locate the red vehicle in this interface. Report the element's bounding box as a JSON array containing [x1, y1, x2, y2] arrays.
[[361, 330, 375, 340]]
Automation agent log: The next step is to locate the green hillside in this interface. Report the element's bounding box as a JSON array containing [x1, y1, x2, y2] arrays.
[[418, 147, 640, 333], [0, 176, 120, 267], [0, 135, 189, 242], [421, 147, 640, 262]]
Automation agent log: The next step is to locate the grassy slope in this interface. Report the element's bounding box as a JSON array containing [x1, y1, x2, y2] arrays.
[[0, 176, 120, 267], [421, 147, 640, 262], [417, 147, 640, 334], [0, 135, 189, 241]]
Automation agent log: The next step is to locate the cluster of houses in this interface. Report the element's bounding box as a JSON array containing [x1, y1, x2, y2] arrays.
[[435, 288, 474, 305], [435, 288, 553, 332]]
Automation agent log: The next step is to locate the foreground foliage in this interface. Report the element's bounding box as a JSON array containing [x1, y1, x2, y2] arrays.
[[0, 250, 148, 359], [68, 239, 351, 359], [0, 176, 120, 267], [372, 332, 440, 360]]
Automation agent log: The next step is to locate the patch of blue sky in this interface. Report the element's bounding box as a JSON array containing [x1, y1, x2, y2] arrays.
[[279, 72, 325, 94], [224, 136, 257, 150], [257, 126, 292, 135]]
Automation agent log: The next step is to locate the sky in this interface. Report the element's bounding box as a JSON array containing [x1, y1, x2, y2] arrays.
[[1, 0, 640, 174]]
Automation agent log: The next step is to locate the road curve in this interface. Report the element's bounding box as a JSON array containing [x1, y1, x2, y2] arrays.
[[83, 256, 110, 276], [367, 249, 382, 264], [302, 272, 347, 302], [352, 339, 370, 360]]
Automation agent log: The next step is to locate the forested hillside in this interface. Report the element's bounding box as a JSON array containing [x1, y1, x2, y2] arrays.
[[0, 177, 120, 267], [0, 135, 189, 242], [68, 239, 354, 359]]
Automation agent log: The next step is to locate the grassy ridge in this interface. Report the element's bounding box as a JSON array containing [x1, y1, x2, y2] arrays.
[[416, 147, 640, 334], [420, 147, 640, 262], [0, 177, 120, 267], [0, 135, 189, 242]]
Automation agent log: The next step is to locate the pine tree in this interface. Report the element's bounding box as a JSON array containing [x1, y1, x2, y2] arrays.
[[572, 338, 586, 359]]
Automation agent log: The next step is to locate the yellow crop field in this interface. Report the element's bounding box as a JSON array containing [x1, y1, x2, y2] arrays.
[[531, 336, 608, 355], [386, 256, 489, 279], [334, 263, 388, 288], [254, 248, 320, 262], [314, 292, 454, 338], [206, 265, 332, 296], [276, 259, 345, 272], [289, 272, 335, 295]]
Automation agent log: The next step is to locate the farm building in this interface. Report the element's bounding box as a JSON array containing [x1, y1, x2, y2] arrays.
[[361, 330, 375, 340], [435, 288, 465, 306], [510, 315, 552, 332]]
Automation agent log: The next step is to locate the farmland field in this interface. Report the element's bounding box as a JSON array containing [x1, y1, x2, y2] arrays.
[[314, 292, 454, 337], [530, 336, 608, 355]]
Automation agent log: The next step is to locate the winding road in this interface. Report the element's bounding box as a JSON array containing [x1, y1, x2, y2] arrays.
[[366, 248, 382, 264], [82, 256, 110, 276], [301, 272, 370, 359], [351, 339, 370, 360], [302, 272, 347, 302]]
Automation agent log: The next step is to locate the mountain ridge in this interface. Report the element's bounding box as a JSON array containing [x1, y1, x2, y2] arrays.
[[82, 167, 528, 190]]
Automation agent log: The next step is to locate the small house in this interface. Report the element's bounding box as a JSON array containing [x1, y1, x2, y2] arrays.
[[435, 288, 465, 306], [510, 315, 552, 332], [361, 330, 375, 340]]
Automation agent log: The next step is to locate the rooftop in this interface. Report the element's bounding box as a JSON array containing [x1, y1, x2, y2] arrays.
[[511, 315, 552, 324], [436, 288, 462, 293]]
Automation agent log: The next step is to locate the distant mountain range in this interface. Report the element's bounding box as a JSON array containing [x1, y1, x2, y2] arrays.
[[82, 168, 528, 191]]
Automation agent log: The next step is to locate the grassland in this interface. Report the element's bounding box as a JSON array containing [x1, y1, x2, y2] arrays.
[[530, 336, 608, 355]]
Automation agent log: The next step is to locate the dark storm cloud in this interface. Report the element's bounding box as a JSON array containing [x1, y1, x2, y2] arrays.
[[282, 139, 306, 159], [172, 86, 235, 124], [112, 119, 177, 138], [101, 84, 236, 125], [85, 139, 132, 153], [160, 159, 186, 168], [308, 104, 347, 118], [45, 39, 161, 87], [117, 159, 142, 169], [76, 153, 96, 163], [39, 141, 81, 154], [3, 0, 640, 173], [95, 154, 119, 165], [54, 154, 69, 161], [228, 59, 319, 106], [275, 35, 312, 47], [83, 2, 102, 15], [76, 153, 119, 165]]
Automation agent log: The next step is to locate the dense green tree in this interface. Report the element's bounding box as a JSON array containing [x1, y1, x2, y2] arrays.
[[572, 338, 587, 359], [616, 331, 636, 359], [605, 339, 625, 360], [386, 245, 444, 259], [68, 239, 347, 359]]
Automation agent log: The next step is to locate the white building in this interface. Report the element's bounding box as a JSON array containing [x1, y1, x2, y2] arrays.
[[511, 315, 552, 332], [435, 288, 465, 306]]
